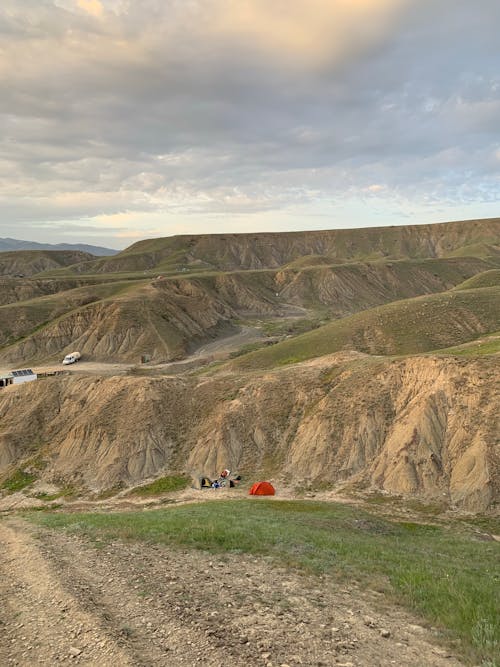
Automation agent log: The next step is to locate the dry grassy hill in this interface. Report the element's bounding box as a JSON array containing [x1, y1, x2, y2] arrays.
[[0, 219, 498, 512], [0, 256, 496, 365], [41, 217, 500, 276], [0, 250, 95, 277], [0, 353, 497, 511]]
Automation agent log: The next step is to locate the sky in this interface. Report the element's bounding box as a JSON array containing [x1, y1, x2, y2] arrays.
[[0, 1, 499, 249]]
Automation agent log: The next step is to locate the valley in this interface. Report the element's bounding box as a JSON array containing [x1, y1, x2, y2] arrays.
[[0, 218, 498, 512], [0, 218, 499, 666]]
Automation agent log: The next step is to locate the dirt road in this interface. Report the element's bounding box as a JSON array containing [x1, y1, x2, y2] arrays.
[[0, 517, 464, 666], [28, 325, 266, 380]]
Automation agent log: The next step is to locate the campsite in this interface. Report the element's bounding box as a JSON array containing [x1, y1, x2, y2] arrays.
[[0, 218, 499, 666], [1, 0, 499, 663], [0, 217, 499, 665]]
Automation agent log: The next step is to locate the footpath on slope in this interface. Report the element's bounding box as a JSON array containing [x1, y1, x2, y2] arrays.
[[0, 517, 465, 667]]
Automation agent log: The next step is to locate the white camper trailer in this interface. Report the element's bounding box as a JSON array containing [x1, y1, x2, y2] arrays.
[[62, 351, 81, 365]]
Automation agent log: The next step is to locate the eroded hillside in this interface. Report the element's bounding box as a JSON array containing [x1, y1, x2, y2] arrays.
[[0, 256, 497, 365], [55, 217, 500, 275], [0, 353, 498, 511], [0, 219, 498, 513], [0, 250, 95, 277]]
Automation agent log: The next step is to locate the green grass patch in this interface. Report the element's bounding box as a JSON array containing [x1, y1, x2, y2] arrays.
[[259, 317, 327, 337], [229, 340, 278, 358], [126, 475, 190, 496], [229, 285, 500, 370], [30, 499, 499, 665], [439, 332, 500, 357], [453, 270, 500, 290], [1, 469, 37, 493], [33, 485, 77, 501], [94, 483, 126, 500]]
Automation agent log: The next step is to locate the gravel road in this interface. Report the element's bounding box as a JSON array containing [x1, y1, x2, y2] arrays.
[[0, 517, 464, 666]]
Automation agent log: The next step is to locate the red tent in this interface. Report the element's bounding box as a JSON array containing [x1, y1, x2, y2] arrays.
[[249, 481, 275, 496]]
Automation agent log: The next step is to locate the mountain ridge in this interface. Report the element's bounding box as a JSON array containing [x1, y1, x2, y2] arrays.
[[50, 217, 500, 276], [0, 237, 117, 256]]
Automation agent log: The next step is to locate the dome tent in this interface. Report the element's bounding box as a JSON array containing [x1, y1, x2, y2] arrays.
[[249, 481, 275, 496]]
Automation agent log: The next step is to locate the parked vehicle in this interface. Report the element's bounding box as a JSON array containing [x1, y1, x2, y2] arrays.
[[62, 351, 81, 365]]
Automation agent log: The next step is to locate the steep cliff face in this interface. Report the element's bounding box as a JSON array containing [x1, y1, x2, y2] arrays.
[[0, 281, 239, 364], [0, 353, 497, 511], [0, 257, 494, 365]]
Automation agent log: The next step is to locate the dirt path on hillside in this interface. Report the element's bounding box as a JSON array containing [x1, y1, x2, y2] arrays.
[[29, 325, 266, 379], [0, 517, 465, 667], [191, 325, 265, 357]]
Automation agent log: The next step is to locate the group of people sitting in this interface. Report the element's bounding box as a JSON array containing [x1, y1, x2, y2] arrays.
[[211, 469, 241, 488]]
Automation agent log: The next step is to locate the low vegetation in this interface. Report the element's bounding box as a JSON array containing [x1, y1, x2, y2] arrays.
[[230, 286, 500, 369], [126, 475, 190, 496], [33, 486, 77, 501], [440, 332, 500, 356], [453, 269, 500, 290], [31, 500, 499, 665], [1, 469, 36, 493]]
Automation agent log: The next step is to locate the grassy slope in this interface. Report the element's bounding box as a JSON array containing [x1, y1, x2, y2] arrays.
[[439, 332, 500, 356], [31, 500, 500, 665], [0, 249, 95, 276], [34, 254, 495, 284], [453, 270, 500, 290], [230, 286, 500, 369], [447, 243, 500, 259], [0, 280, 146, 347], [31, 218, 500, 276]]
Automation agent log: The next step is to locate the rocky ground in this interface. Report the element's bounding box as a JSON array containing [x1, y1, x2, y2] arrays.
[[0, 516, 466, 667]]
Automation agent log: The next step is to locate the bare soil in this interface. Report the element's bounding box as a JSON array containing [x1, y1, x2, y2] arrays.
[[0, 516, 465, 667], [29, 324, 267, 378]]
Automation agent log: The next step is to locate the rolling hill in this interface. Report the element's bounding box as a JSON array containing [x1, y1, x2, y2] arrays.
[[33, 217, 500, 277], [0, 218, 498, 511], [0, 256, 497, 365], [0, 238, 117, 256], [0, 250, 96, 277], [452, 269, 500, 290], [230, 285, 500, 369]]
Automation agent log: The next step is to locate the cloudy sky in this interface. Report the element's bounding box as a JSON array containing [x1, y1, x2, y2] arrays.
[[1, 0, 499, 249]]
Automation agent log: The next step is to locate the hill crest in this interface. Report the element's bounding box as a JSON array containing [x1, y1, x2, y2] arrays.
[[64, 217, 500, 275], [0, 238, 117, 256]]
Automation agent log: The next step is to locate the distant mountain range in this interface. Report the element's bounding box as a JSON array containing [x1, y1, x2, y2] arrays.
[[0, 238, 117, 256]]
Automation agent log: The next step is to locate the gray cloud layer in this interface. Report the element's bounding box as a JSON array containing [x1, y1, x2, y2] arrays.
[[0, 0, 499, 244]]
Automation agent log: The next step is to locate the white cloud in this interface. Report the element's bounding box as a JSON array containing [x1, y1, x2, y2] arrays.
[[209, 0, 408, 67], [0, 0, 499, 245], [77, 0, 103, 17]]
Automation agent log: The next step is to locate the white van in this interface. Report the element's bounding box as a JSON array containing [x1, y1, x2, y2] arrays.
[[62, 351, 81, 365]]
